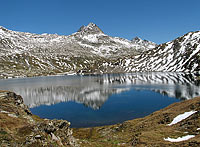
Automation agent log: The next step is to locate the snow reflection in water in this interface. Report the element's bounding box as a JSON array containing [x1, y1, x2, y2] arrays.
[[0, 72, 199, 127]]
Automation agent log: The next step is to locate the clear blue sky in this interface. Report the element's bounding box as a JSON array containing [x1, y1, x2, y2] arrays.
[[0, 0, 200, 44]]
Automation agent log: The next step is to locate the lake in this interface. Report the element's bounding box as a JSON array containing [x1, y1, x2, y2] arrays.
[[0, 72, 199, 128]]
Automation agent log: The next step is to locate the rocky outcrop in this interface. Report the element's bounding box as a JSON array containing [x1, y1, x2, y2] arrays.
[[77, 23, 104, 34], [131, 36, 157, 51], [0, 90, 78, 146]]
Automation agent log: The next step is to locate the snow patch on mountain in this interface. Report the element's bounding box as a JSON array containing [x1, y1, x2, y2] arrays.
[[122, 31, 200, 72], [0, 23, 200, 78], [164, 135, 195, 142], [70, 23, 157, 57], [168, 110, 197, 126]]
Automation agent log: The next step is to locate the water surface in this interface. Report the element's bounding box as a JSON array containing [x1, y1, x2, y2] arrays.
[[0, 72, 199, 127]]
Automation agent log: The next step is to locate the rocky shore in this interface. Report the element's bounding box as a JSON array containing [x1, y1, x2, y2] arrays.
[[0, 90, 78, 146], [0, 90, 200, 146]]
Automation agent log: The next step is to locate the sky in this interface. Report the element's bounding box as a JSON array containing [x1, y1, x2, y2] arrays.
[[0, 0, 200, 44]]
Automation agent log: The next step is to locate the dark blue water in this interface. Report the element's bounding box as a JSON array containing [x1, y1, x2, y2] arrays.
[[0, 72, 199, 128], [31, 89, 179, 127]]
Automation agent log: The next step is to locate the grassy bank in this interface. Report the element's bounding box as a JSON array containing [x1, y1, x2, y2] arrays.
[[0, 90, 200, 146], [73, 97, 200, 146]]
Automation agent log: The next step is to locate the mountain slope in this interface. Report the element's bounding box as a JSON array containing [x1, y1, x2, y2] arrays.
[[0, 23, 200, 78], [71, 23, 157, 57], [123, 31, 200, 72], [0, 23, 157, 78]]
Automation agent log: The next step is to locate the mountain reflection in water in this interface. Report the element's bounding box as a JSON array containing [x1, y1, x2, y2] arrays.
[[0, 72, 199, 110]]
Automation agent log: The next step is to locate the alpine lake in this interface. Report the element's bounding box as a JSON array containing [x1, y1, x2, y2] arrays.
[[0, 72, 199, 128]]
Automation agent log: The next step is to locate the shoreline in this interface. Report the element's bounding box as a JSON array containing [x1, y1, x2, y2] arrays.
[[0, 90, 200, 146], [1, 70, 199, 80]]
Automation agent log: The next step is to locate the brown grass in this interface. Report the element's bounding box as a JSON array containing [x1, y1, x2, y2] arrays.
[[73, 97, 200, 146]]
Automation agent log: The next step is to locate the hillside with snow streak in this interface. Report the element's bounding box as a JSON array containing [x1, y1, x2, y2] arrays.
[[123, 31, 200, 72], [0, 23, 156, 78], [0, 23, 200, 78]]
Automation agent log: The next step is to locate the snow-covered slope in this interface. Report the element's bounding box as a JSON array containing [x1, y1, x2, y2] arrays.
[[0, 23, 155, 58], [123, 31, 200, 72], [132, 37, 156, 51], [71, 23, 156, 57], [0, 23, 200, 78], [0, 23, 156, 78]]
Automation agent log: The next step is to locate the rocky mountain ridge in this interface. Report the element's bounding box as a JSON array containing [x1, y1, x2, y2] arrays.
[[0, 23, 199, 78], [122, 31, 200, 72]]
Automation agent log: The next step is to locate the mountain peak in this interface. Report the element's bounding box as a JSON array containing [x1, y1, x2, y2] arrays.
[[0, 26, 8, 32], [87, 22, 97, 28], [131, 36, 157, 50], [77, 23, 103, 34], [132, 37, 143, 42], [132, 36, 156, 44]]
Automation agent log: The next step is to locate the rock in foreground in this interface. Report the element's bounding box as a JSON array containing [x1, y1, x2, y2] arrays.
[[0, 90, 78, 146], [1, 90, 200, 146]]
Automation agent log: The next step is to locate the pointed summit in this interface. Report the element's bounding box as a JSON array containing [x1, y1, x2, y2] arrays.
[[0, 26, 8, 32], [131, 36, 157, 49], [131, 37, 143, 43], [77, 23, 104, 34]]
